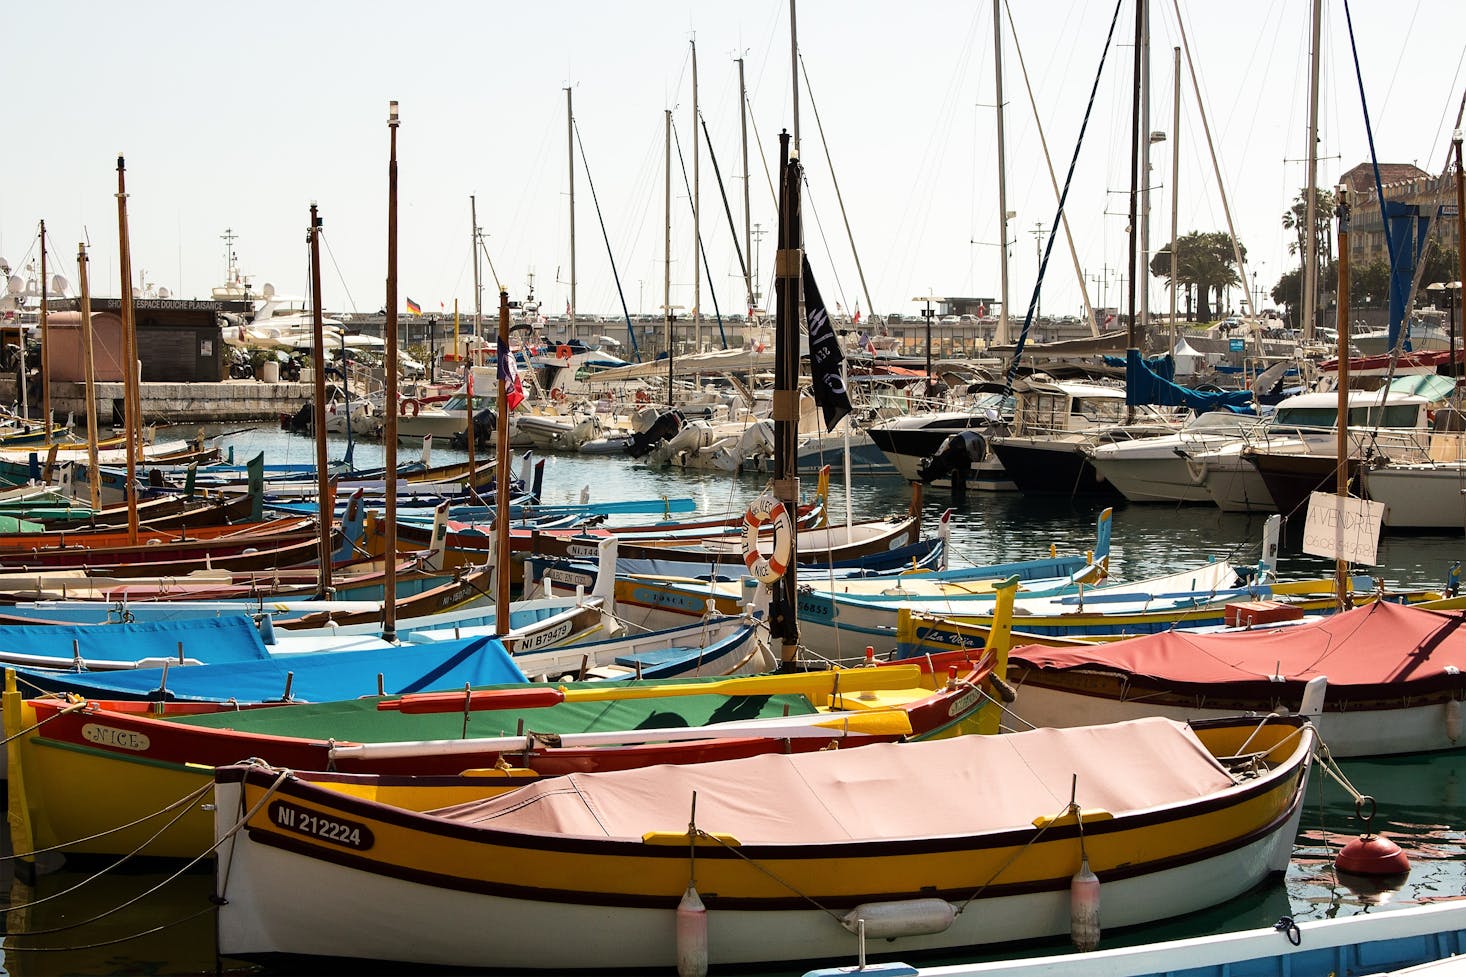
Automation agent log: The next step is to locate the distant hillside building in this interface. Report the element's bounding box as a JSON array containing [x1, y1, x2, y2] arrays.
[[1339, 161, 1460, 267]]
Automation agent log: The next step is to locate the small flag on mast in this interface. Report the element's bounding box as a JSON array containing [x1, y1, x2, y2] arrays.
[[498, 343, 525, 411], [406, 297, 422, 316]]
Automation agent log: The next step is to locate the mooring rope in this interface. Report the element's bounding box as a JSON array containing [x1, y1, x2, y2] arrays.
[[0, 696, 88, 748], [1, 781, 214, 865]]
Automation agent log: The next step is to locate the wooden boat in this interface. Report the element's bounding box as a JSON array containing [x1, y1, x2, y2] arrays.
[[0, 515, 315, 554], [210, 710, 1317, 971], [4, 655, 997, 862], [1005, 600, 1466, 757], [800, 898, 1466, 977]]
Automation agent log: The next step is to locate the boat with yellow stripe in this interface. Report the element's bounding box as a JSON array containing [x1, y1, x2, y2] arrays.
[[212, 708, 1319, 972]]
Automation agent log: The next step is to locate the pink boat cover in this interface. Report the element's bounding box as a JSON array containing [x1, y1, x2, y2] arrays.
[[429, 717, 1235, 842], [1013, 601, 1466, 688]]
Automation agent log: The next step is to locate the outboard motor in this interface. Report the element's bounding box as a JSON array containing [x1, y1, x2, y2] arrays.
[[449, 408, 498, 449], [625, 409, 685, 458], [284, 401, 314, 434], [917, 430, 988, 497]]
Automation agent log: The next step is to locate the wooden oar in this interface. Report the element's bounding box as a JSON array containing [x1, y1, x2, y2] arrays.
[[377, 665, 927, 714], [329, 709, 914, 760]]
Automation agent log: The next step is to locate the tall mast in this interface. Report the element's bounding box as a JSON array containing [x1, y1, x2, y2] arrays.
[[566, 86, 577, 335], [308, 203, 333, 599], [39, 219, 52, 434], [1139, 0, 1152, 342], [664, 108, 674, 405], [494, 288, 512, 624], [789, 1, 801, 156], [1333, 187, 1351, 608], [115, 155, 140, 545], [691, 39, 701, 351], [383, 100, 401, 643], [1455, 130, 1465, 384], [1169, 45, 1181, 351], [1125, 0, 1142, 402], [772, 129, 802, 664], [992, 0, 1011, 346], [471, 195, 482, 358], [76, 243, 101, 508], [1302, 0, 1323, 340], [738, 56, 755, 316]]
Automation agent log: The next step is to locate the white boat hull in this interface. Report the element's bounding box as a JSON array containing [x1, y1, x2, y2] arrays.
[[1363, 464, 1466, 529]]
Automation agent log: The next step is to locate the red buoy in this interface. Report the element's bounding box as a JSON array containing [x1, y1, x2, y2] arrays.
[[1335, 834, 1411, 876]]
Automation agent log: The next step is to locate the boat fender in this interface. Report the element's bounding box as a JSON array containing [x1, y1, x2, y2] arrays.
[[676, 883, 708, 977], [988, 674, 1018, 704], [741, 493, 793, 584], [256, 613, 277, 646], [839, 899, 956, 940], [1447, 698, 1462, 744], [1070, 856, 1101, 951]]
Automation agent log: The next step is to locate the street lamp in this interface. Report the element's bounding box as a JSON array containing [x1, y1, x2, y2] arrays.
[[914, 293, 938, 380], [1427, 281, 1462, 379]]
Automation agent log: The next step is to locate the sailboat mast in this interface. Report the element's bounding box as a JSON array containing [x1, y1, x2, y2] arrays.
[[1170, 46, 1180, 351], [1302, 0, 1323, 341], [76, 243, 101, 508], [1139, 0, 1152, 342], [664, 108, 674, 406], [691, 40, 701, 351], [992, 0, 1011, 346], [495, 288, 512, 623], [1125, 0, 1142, 360], [383, 100, 401, 643], [1455, 131, 1465, 383], [789, 1, 801, 155], [467, 198, 480, 483], [566, 87, 577, 335], [115, 155, 140, 545], [772, 129, 802, 663], [308, 203, 333, 598], [39, 219, 52, 434], [739, 57, 755, 316], [1334, 187, 1351, 608]]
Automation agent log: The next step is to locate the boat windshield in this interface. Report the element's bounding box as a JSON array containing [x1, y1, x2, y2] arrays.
[[1271, 404, 1421, 429]]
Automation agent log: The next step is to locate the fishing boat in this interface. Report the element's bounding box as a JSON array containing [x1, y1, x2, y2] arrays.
[[1004, 600, 1466, 757], [211, 710, 1318, 971], [4, 655, 996, 862]]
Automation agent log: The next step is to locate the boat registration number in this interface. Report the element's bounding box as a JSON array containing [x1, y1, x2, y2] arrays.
[[268, 800, 375, 851]]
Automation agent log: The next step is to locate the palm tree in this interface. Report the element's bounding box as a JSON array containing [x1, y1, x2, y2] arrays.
[[1150, 231, 1245, 323]]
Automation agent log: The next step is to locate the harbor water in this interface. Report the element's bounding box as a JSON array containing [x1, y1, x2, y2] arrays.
[[0, 424, 1462, 976]]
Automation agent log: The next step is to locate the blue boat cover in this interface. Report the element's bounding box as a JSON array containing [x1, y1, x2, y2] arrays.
[[0, 616, 271, 667], [1125, 349, 1255, 412], [14, 635, 526, 703]]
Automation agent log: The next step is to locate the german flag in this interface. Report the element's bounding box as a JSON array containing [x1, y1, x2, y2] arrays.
[[406, 297, 422, 316]]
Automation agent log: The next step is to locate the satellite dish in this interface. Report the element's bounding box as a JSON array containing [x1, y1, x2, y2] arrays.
[[261, 282, 276, 299], [50, 274, 68, 295], [6, 276, 23, 296], [157, 286, 171, 299]]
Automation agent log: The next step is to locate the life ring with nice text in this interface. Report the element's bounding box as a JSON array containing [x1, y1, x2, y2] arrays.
[[556, 345, 572, 361], [550, 387, 566, 402], [741, 493, 793, 584], [401, 398, 421, 417]]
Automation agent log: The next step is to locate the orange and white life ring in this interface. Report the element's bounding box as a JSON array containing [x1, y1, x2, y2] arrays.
[[401, 398, 421, 417], [741, 493, 793, 584], [556, 344, 573, 361], [550, 387, 566, 402]]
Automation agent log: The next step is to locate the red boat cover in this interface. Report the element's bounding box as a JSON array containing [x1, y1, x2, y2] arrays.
[[1011, 602, 1466, 688], [429, 717, 1235, 842]]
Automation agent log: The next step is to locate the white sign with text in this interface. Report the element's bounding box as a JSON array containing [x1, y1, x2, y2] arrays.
[[1302, 492, 1384, 565]]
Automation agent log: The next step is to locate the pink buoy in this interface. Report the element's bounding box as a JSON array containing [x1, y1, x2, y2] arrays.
[[1070, 856, 1101, 951], [676, 882, 708, 977], [1336, 834, 1411, 876]]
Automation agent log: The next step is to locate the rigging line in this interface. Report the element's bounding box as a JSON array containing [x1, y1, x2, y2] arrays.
[[797, 51, 876, 322], [571, 118, 641, 361], [698, 112, 753, 329], [1340, 0, 1402, 300], [669, 119, 729, 349], [317, 232, 359, 315], [1005, 0, 1124, 387]]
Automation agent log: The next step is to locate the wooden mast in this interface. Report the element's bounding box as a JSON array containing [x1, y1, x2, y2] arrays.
[[466, 197, 480, 491], [383, 101, 400, 643], [664, 108, 674, 406], [308, 203, 333, 598], [494, 287, 513, 624], [38, 220, 52, 436], [1334, 187, 1351, 610], [115, 155, 140, 545], [76, 243, 102, 509], [1454, 130, 1465, 385], [771, 129, 802, 665], [1124, 0, 1142, 421]]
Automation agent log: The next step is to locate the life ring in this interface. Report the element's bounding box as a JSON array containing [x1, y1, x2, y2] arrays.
[[556, 345, 572, 361], [401, 398, 421, 417], [741, 493, 793, 584], [550, 387, 566, 402], [635, 389, 650, 405]]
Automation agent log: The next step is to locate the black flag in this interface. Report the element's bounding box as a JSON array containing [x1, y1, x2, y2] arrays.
[[802, 256, 853, 432]]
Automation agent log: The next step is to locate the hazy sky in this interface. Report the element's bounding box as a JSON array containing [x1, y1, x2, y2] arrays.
[[4, 1, 1463, 329]]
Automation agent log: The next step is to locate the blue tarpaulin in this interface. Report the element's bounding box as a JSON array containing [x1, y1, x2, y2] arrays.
[[0, 616, 271, 668], [1125, 349, 1256, 412], [13, 634, 526, 703]]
